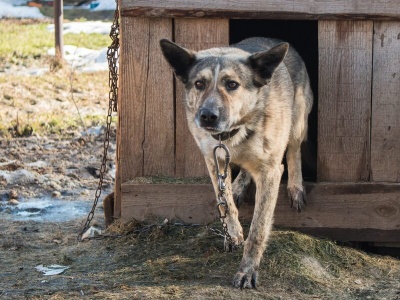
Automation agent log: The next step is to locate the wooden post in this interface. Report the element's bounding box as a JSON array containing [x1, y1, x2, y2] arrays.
[[54, 0, 63, 60]]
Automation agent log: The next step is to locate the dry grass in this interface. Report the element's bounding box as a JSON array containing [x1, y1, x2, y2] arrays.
[[0, 68, 110, 137], [89, 219, 400, 299]]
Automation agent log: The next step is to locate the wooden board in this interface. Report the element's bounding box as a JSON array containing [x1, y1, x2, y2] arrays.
[[318, 21, 373, 182], [120, 0, 400, 20], [174, 19, 229, 177], [118, 17, 174, 182], [371, 22, 400, 182], [121, 183, 218, 222], [142, 19, 175, 177], [121, 182, 400, 242]]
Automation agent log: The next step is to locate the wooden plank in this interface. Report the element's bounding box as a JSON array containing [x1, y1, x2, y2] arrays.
[[119, 17, 147, 181], [118, 17, 174, 182], [121, 182, 400, 242], [121, 184, 218, 223], [318, 21, 373, 182], [371, 22, 400, 182], [120, 0, 400, 20], [174, 19, 229, 177], [142, 19, 175, 177]]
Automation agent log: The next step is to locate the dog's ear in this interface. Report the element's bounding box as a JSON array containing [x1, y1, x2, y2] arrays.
[[248, 42, 289, 86], [160, 39, 196, 84]]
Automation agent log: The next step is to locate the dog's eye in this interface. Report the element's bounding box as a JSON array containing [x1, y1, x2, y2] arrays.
[[194, 80, 205, 90], [226, 81, 239, 91]]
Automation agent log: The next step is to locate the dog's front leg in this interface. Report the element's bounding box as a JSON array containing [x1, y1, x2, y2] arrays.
[[233, 164, 283, 289], [205, 158, 244, 250]]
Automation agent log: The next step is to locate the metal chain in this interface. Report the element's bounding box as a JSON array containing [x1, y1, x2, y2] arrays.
[[78, 1, 120, 240], [213, 136, 237, 251]]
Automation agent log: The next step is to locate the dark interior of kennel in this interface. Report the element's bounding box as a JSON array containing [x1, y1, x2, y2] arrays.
[[230, 20, 318, 181]]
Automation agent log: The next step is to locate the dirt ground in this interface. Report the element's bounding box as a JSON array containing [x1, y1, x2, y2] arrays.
[[1, 19, 400, 300], [1, 215, 400, 299]]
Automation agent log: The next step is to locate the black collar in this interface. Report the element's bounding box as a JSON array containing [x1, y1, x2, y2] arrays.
[[211, 128, 240, 141]]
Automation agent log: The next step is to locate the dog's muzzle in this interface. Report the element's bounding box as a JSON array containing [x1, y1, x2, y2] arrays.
[[198, 107, 220, 129]]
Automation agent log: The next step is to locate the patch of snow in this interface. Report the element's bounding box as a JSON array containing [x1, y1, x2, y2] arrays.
[[47, 45, 109, 71], [3, 0, 29, 6], [26, 161, 48, 168], [0, 0, 45, 19], [81, 125, 104, 136], [0, 169, 37, 186], [25, 68, 48, 76], [47, 21, 113, 35], [80, 62, 108, 72], [1, 197, 93, 222]]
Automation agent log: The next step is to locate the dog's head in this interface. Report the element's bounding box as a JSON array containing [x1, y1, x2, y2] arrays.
[[160, 39, 288, 135]]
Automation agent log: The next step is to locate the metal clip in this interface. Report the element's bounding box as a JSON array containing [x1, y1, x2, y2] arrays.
[[216, 195, 228, 219], [213, 138, 231, 182], [217, 176, 226, 191]]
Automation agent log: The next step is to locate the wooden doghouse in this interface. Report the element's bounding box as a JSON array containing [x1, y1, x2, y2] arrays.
[[114, 0, 400, 244]]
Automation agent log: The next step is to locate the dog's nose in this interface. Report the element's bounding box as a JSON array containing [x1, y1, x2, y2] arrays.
[[199, 107, 219, 126]]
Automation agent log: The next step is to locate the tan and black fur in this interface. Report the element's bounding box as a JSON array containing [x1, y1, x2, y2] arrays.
[[160, 37, 313, 289]]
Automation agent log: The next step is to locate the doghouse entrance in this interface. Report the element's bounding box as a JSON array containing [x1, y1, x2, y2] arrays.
[[230, 20, 318, 181]]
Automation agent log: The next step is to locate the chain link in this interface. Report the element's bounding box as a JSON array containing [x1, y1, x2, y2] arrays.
[[78, 0, 120, 240], [213, 136, 237, 251]]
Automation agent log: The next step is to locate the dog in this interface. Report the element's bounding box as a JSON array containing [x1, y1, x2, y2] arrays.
[[160, 37, 313, 289]]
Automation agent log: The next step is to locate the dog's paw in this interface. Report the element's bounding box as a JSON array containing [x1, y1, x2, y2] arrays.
[[232, 270, 258, 289], [288, 186, 306, 212]]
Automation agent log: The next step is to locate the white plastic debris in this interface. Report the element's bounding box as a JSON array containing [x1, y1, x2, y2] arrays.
[[81, 225, 103, 240], [35, 264, 70, 276]]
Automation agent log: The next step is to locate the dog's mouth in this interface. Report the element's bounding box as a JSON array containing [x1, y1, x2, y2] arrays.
[[201, 126, 223, 134]]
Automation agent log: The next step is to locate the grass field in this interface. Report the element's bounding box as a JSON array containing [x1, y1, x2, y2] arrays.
[[0, 19, 111, 68], [0, 19, 112, 137]]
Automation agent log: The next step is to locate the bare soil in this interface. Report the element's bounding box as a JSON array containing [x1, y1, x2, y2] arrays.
[[1, 20, 400, 300]]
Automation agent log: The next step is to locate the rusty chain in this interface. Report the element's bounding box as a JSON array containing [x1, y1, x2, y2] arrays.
[[213, 136, 238, 252], [78, 0, 119, 240]]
